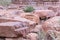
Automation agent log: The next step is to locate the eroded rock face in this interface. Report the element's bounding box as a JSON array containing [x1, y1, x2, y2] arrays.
[[42, 16, 60, 40], [33, 10, 57, 20], [26, 33, 39, 40], [30, 25, 42, 33], [0, 17, 37, 38], [0, 21, 30, 37], [0, 18, 19, 23], [42, 16, 60, 32], [20, 13, 40, 24], [48, 6, 58, 12], [0, 6, 4, 10]]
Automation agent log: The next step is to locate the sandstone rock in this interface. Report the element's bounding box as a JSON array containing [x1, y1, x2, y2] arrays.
[[0, 18, 19, 23], [20, 13, 40, 24], [0, 22, 30, 37], [57, 11, 60, 16], [7, 5, 19, 9], [33, 10, 47, 17], [48, 6, 58, 12], [33, 10, 57, 20], [5, 37, 27, 40], [0, 10, 24, 18], [13, 17, 37, 31], [0, 37, 5, 40], [30, 25, 43, 40], [42, 16, 60, 40], [0, 16, 36, 30], [26, 33, 39, 40], [0, 17, 36, 37], [42, 16, 60, 32], [30, 25, 42, 33], [0, 6, 4, 10]]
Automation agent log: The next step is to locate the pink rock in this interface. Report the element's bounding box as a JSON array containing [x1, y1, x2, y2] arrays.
[[42, 16, 60, 33], [33, 10, 57, 19], [41, 16, 60, 40], [26, 33, 39, 40], [0, 17, 37, 37], [0, 21, 30, 37], [20, 13, 40, 24], [0, 6, 4, 10], [30, 25, 42, 33]]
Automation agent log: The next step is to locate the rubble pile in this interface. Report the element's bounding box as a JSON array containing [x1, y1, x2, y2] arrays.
[[0, 5, 60, 40]]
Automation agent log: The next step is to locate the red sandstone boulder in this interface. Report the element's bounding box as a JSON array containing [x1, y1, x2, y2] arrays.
[[42, 16, 60, 32], [30, 25, 42, 33], [0, 21, 30, 37], [42, 16, 60, 40], [33, 10, 57, 19], [26, 33, 39, 40], [20, 13, 40, 24], [0, 17, 36, 29], [0, 6, 4, 10], [7, 5, 19, 9], [48, 6, 58, 12], [0, 10, 24, 19], [13, 17, 37, 30], [0, 17, 36, 37], [0, 10, 37, 38]]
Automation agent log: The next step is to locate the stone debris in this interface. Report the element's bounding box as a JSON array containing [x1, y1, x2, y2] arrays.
[[0, 5, 60, 40]]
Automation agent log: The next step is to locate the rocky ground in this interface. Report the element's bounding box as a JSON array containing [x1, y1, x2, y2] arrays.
[[0, 4, 60, 40]]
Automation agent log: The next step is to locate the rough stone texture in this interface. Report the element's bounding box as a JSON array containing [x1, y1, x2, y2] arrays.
[[30, 25, 42, 33], [0, 10, 24, 19], [42, 16, 60, 32], [13, 17, 37, 30], [0, 16, 37, 37], [48, 6, 58, 12], [26, 33, 39, 40], [0, 6, 4, 10], [0, 18, 19, 23], [20, 13, 40, 24], [0, 21, 30, 37], [30, 25, 43, 40], [42, 16, 60, 40], [0, 37, 5, 40], [33, 10, 57, 19], [5, 37, 27, 40], [7, 5, 19, 9]]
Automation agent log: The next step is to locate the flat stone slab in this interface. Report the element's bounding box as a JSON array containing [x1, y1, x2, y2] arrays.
[[0, 22, 29, 37]]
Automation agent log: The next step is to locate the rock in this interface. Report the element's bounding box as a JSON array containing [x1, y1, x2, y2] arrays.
[[0, 6, 4, 10], [33, 10, 57, 20], [30, 25, 42, 33], [0, 17, 37, 37], [42, 16, 60, 40], [57, 12, 60, 16], [42, 16, 60, 32], [30, 25, 43, 40], [48, 6, 58, 12], [20, 13, 40, 24], [7, 5, 19, 10], [13, 17, 36, 30], [5, 37, 27, 40], [0, 18, 19, 23], [26, 33, 39, 40], [0, 16, 36, 28], [0, 37, 5, 40], [0, 10, 24, 18], [0, 21, 30, 37], [33, 10, 47, 17]]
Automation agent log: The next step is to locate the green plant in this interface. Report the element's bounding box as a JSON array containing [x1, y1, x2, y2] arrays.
[[23, 6, 35, 12]]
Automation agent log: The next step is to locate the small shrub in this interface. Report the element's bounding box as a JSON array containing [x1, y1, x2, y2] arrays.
[[23, 6, 35, 12]]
